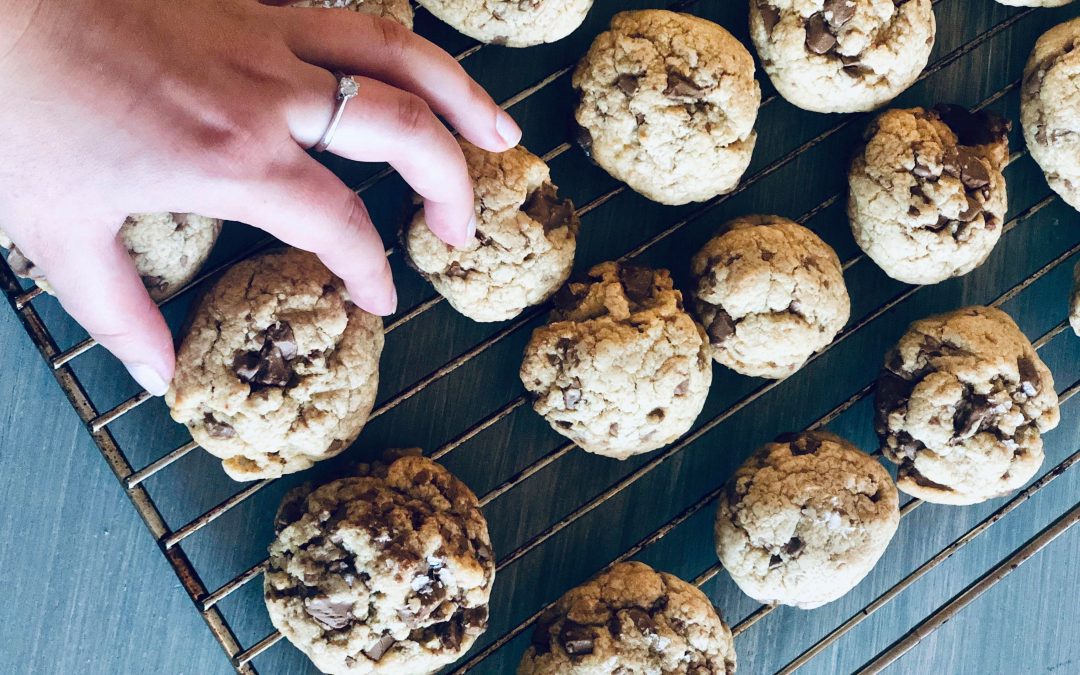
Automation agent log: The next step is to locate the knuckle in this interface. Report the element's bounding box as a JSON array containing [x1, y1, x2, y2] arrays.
[[373, 18, 411, 62], [395, 94, 432, 139]]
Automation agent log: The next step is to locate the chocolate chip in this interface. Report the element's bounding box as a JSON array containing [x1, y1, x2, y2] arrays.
[[932, 104, 1011, 148], [791, 434, 821, 455], [437, 616, 464, 651], [257, 345, 291, 387], [758, 1, 780, 33], [618, 265, 654, 304], [824, 0, 855, 28], [563, 388, 581, 410], [674, 378, 690, 396], [203, 413, 235, 439], [233, 323, 298, 387], [523, 182, 576, 233], [363, 634, 396, 661], [958, 195, 981, 222], [303, 596, 354, 630], [608, 423, 620, 437], [769, 554, 783, 568], [953, 394, 993, 439], [447, 261, 468, 278], [141, 274, 168, 292], [784, 536, 804, 556], [625, 607, 656, 635], [1017, 356, 1040, 397], [575, 125, 594, 158], [805, 13, 837, 54], [559, 623, 595, 656], [264, 322, 297, 360], [707, 307, 736, 345], [956, 148, 990, 189], [647, 407, 665, 423], [616, 74, 639, 95], [664, 71, 704, 98], [635, 112, 646, 126], [913, 159, 935, 178]]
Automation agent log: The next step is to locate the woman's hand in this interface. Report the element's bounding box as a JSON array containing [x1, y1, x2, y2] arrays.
[[0, 0, 520, 394]]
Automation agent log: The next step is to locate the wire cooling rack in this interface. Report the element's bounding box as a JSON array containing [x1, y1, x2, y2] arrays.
[[3, 1, 1080, 673]]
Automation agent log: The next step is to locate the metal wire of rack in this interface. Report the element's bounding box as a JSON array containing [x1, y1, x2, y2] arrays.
[[2, 1, 1079, 674]]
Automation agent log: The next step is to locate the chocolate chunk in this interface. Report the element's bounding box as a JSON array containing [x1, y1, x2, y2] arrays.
[[264, 322, 297, 360], [912, 158, 935, 178], [553, 283, 587, 312], [664, 71, 704, 98], [232, 351, 261, 383], [784, 536, 804, 556], [303, 596, 354, 630], [941, 147, 961, 178], [462, 606, 488, 632], [707, 307, 736, 345], [363, 634, 396, 661], [608, 423, 620, 437], [805, 13, 837, 55], [141, 274, 168, 292], [824, 0, 855, 28], [1017, 356, 1040, 397], [953, 394, 993, 439], [958, 195, 981, 222], [932, 104, 1011, 148], [523, 182, 576, 233], [674, 378, 690, 396], [437, 616, 464, 651], [203, 413, 235, 439], [769, 554, 783, 568], [616, 74, 639, 95], [758, 1, 780, 34], [902, 462, 953, 491], [446, 261, 468, 278], [791, 434, 822, 455], [559, 623, 595, 656], [618, 265, 654, 303], [877, 371, 913, 411], [625, 607, 656, 635], [575, 125, 594, 158], [257, 345, 291, 387], [955, 148, 990, 189], [563, 388, 581, 410], [635, 112, 646, 126]]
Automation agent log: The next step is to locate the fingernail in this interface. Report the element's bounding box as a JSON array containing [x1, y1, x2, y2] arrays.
[[496, 111, 522, 147], [125, 362, 169, 397], [463, 213, 477, 245], [387, 285, 398, 315]]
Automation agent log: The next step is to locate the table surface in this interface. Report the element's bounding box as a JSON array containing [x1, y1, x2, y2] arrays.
[[3, 1, 1080, 674]]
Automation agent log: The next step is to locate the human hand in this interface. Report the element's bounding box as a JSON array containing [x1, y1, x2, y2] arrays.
[[0, 0, 520, 394]]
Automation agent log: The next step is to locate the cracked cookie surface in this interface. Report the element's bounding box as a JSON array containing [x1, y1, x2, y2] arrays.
[[848, 105, 1010, 285], [265, 451, 494, 675], [1022, 17, 1080, 211], [404, 141, 579, 322], [690, 215, 850, 379], [0, 212, 220, 301], [875, 306, 1060, 505], [572, 10, 760, 205], [520, 261, 712, 460], [750, 0, 935, 113], [518, 561, 736, 675], [714, 431, 899, 609], [166, 248, 383, 481], [292, 0, 414, 28], [417, 0, 592, 46]]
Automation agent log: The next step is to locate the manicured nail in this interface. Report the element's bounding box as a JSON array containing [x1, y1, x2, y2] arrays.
[[463, 213, 477, 245], [496, 110, 522, 147], [387, 285, 398, 315], [125, 362, 169, 397]]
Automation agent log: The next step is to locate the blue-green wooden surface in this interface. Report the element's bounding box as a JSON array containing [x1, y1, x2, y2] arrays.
[[2, 0, 1080, 673]]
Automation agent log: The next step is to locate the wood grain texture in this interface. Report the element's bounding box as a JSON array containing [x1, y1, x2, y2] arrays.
[[1, 0, 1079, 674]]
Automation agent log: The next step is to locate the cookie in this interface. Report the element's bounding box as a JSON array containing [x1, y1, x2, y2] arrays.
[[875, 306, 1060, 505], [1021, 17, 1080, 212], [417, 0, 592, 47], [714, 431, 899, 609], [0, 212, 221, 301], [572, 10, 761, 205], [265, 450, 494, 675], [166, 248, 383, 481], [292, 0, 414, 29], [520, 262, 712, 460], [749, 0, 936, 114], [690, 215, 850, 379], [1071, 261, 1080, 337], [518, 561, 736, 675], [403, 141, 579, 322], [848, 105, 1010, 285]]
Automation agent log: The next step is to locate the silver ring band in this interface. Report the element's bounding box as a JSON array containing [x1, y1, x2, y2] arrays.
[[314, 73, 359, 153]]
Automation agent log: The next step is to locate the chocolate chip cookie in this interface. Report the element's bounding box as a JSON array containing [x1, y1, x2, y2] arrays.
[[403, 141, 579, 322], [0, 212, 221, 301], [1021, 17, 1080, 212], [848, 105, 1010, 285], [518, 561, 737, 675], [572, 10, 761, 205], [875, 306, 1060, 505], [714, 431, 899, 609], [265, 450, 494, 675], [166, 248, 383, 481], [292, 0, 414, 29], [417, 0, 592, 47], [520, 262, 712, 459], [690, 215, 850, 379], [750, 0, 936, 113]]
